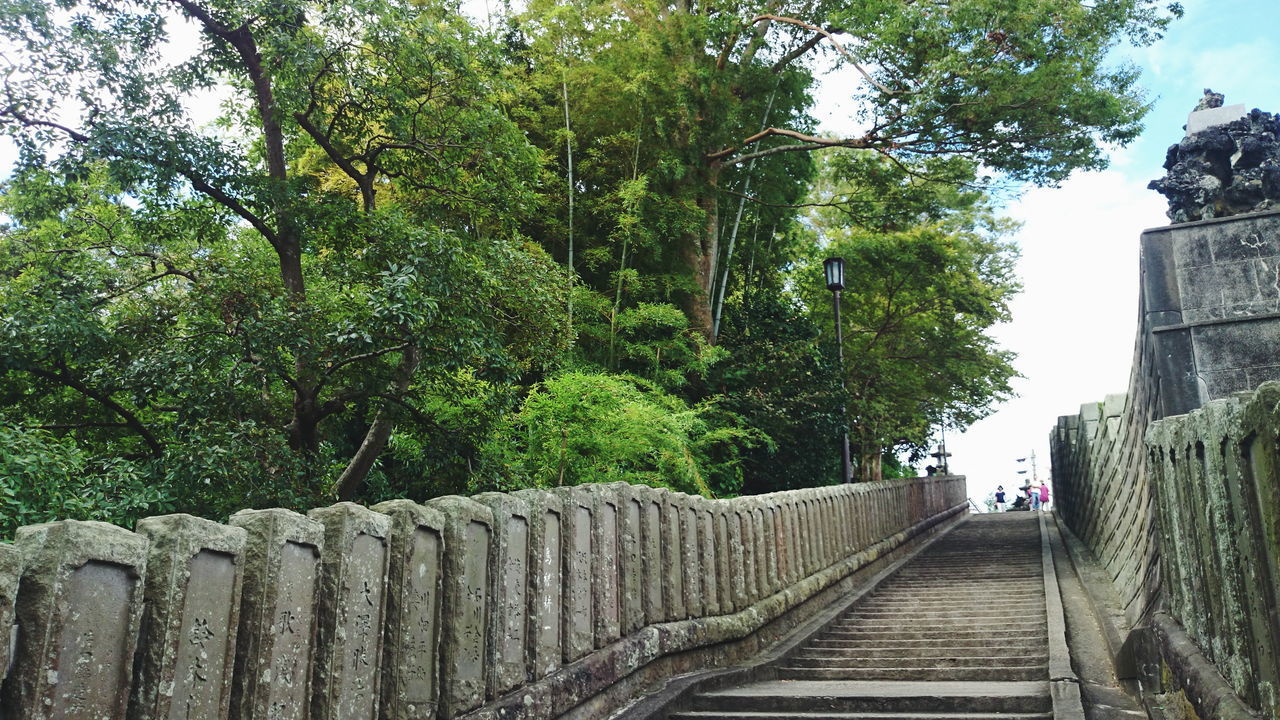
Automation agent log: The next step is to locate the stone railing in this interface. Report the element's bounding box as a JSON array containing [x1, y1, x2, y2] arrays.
[[0, 476, 967, 720], [1050, 209, 1280, 720], [1145, 386, 1280, 719]]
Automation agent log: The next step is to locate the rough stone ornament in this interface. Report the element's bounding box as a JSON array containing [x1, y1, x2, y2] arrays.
[[1149, 91, 1280, 223]]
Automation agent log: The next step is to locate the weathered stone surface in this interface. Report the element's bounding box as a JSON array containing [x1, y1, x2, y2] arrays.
[[724, 506, 746, 612], [1150, 92, 1280, 223], [509, 490, 563, 681], [634, 486, 666, 625], [585, 486, 622, 646], [694, 498, 720, 617], [1141, 386, 1280, 719], [0, 542, 21, 699], [1, 521, 148, 720], [369, 499, 446, 720], [227, 508, 324, 720], [677, 494, 704, 617], [130, 514, 246, 720], [747, 503, 771, 597], [769, 499, 790, 589], [423, 496, 492, 720], [550, 487, 594, 661], [658, 491, 686, 620], [608, 483, 646, 635], [471, 492, 532, 697], [306, 503, 391, 720]]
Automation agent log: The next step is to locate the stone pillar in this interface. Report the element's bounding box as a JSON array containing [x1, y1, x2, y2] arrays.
[[550, 487, 594, 661], [608, 483, 646, 636], [854, 486, 869, 551], [369, 500, 446, 720], [423, 496, 492, 720], [658, 490, 686, 620], [471, 493, 532, 697], [765, 500, 785, 590], [834, 488, 852, 557], [802, 495, 819, 575], [724, 506, 747, 612], [586, 486, 622, 646], [1, 521, 148, 720], [758, 503, 778, 595], [130, 514, 247, 720], [228, 508, 324, 720], [677, 494, 703, 617], [635, 486, 666, 625], [820, 494, 834, 566], [694, 498, 719, 617], [307, 503, 391, 720], [0, 542, 20, 701], [510, 490, 563, 681], [783, 497, 801, 581]]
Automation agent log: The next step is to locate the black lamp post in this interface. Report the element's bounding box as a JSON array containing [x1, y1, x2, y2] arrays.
[[824, 257, 852, 483]]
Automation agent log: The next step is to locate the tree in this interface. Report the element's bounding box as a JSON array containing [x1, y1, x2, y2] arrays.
[[797, 150, 1021, 481], [0, 0, 572, 504], [508, 0, 1181, 341]]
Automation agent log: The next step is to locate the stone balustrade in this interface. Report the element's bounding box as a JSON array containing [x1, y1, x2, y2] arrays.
[[0, 475, 966, 720], [1145, 385, 1280, 719]]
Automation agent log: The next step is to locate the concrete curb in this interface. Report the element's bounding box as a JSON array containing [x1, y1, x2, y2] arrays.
[[1039, 512, 1085, 720], [1149, 611, 1264, 720]]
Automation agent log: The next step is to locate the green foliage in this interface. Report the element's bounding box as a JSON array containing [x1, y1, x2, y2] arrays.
[[796, 151, 1022, 476], [0, 0, 1181, 526], [571, 289, 723, 391], [712, 293, 848, 492], [0, 424, 173, 537], [479, 371, 766, 497]]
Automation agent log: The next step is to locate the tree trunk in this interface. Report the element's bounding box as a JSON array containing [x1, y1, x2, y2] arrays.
[[333, 345, 421, 500], [680, 161, 722, 342]]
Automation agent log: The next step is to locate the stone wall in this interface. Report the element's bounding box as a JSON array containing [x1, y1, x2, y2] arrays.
[[1144, 386, 1280, 718], [0, 476, 967, 720], [1050, 209, 1280, 720]]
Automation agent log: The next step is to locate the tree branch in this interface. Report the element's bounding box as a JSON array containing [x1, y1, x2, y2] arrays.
[[319, 342, 411, 385], [1, 100, 284, 249], [709, 127, 877, 164], [771, 31, 828, 72], [747, 15, 891, 94], [21, 364, 164, 457], [294, 112, 375, 210]]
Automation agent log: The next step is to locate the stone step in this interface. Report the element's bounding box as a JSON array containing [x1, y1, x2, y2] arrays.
[[806, 639, 1047, 652], [819, 625, 1049, 635], [845, 608, 1045, 620], [890, 570, 1041, 579], [881, 581, 1042, 590], [775, 666, 1047, 682], [670, 707, 1049, 712], [865, 590, 1044, 602], [787, 654, 1049, 668], [687, 680, 1052, 715], [826, 621, 1047, 634], [855, 591, 1044, 602]]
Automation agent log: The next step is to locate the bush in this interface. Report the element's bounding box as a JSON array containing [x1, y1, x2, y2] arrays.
[[479, 371, 766, 496], [0, 424, 174, 538]]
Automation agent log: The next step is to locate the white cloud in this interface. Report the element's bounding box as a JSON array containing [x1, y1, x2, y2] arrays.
[[947, 168, 1167, 501]]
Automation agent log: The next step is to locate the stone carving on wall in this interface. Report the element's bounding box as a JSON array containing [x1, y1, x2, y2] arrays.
[[1148, 90, 1280, 223]]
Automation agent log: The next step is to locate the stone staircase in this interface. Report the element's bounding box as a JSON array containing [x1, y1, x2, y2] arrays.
[[669, 513, 1052, 720]]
